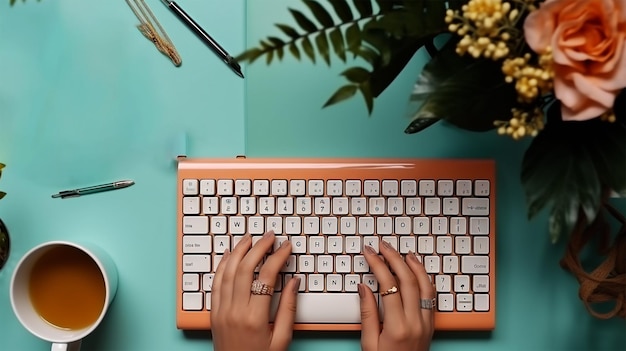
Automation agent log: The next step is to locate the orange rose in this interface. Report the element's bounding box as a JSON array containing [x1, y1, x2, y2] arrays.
[[524, 0, 626, 121]]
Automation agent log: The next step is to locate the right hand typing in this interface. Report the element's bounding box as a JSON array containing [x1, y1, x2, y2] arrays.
[[358, 241, 435, 351]]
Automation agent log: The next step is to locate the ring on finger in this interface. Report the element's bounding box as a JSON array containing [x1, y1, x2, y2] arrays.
[[251, 279, 274, 296], [380, 286, 399, 297], [420, 297, 436, 310]]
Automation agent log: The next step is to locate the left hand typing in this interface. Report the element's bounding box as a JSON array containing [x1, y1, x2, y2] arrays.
[[210, 231, 300, 351]]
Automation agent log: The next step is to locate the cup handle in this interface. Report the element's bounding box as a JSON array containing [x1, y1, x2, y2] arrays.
[[52, 340, 82, 351]]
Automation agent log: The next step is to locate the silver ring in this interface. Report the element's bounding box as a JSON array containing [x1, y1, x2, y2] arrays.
[[420, 297, 436, 310], [251, 279, 274, 296]]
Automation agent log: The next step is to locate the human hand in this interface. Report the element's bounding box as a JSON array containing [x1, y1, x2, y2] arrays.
[[210, 231, 300, 351], [359, 242, 435, 351]]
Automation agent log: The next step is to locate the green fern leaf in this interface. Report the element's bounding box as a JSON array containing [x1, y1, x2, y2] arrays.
[[323, 85, 358, 108], [289, 43, 301, 60], [303, 0, 334, 27], [345, 23, 362, 52], [315, 31, 331, 65], [329, 28, 347, 62], [341, 67, 370, 83], [276, 24, 300, 39], [301, 36, 316, 63], [353, 0, 373, 17], [289, 8, 318, 32], [328, 0, 353, 22], [358, 81, 374, 114]]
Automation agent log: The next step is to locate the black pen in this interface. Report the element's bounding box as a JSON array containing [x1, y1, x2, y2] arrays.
[[51, 180, 135, 199], [161, 0, 244, 78]]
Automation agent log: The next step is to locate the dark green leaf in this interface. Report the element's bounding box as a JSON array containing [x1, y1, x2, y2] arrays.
[[353, 0, 373, 17], [288, 43, 301, 60], [408, 38, 517, 132], [328, 0, 354, 22], [315, 31, 331, 65], [303, 0, 334, 27], [329, 28, 346, 62], [275, 24, 300, 39], [0, 192, 5, 200], [301, 37, 316, 63], [341, 67, 370, 83], [345, 23, 362, 52], [265, 50, 274, 64], [358, 81, 374, 114], [404, 114, 441, 134], [235, 48, 265, 64], [323, 85, 359, 107], [289, 8, 317, 32], [268, 37, 285, 47]]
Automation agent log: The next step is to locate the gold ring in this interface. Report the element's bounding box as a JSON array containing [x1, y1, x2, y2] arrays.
[[251, 279, 274, 296], [380, 286, 399, 296], [420, 297, 436, 310]]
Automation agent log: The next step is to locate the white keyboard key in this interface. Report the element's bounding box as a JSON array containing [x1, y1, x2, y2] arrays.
[[387, 198, 403, 215], [399, 236, 416, 254], [274, 236, 289, 252], [345, 274, 360, 291], [308, 274, 324, 291], [235, 179, 251, 195], [327, 180, 343, 196], [321, 217, 338, 235], [202, 197, 219, 214], [290, 236, 307, 253], [418, 236, 434, 254], [354, 255, 369, 272], [473, 275, 490, 292], [419, 180, 435, 196], [303, 217, 319, 234], [182, 273, 199, 291], [442, 256, 459, 274], [424, 197, 441, 215], [377, 217, 393, 235], [210, 216, 227, 234], [285, 217, 302, 234], [217, 179, 233, 195], [474, 237, 490, 254], [182, 179, 199, 195], [326, 274, 343, 291], [213, 236, 230, 253], [202, 273, 214, 291], [270, 293, 361, 323], [259, 197, 275, 215], [221, 197, 237, 214], [431, 217, 448, 235], [438, 294, 454, 312], [457, 293, 473, 311], [381, 236, 398, 251], [461, 256, 489, 274], [335, 255, 351, 272], [345, 180, 361, 196], [240, 197, 256, 214], [395, 217, 411, 235], [414, 218, 429, 234], [362, 236, 379, 253], [282, 255, 297, 272], [183, 197, 200, 214], [456, 180, 472, 196], [182, 255, 210, 272], [454, 275, 470, 292], [435, 275, 451, 292], [474, 180, 490, 196], [317, 255, 333, 273], [470, 217, 489, 235], [253, 179, 270, 195], [315, 197, 331, 215], [400, 180, 417, 196], [182, 292, 203, 310], [436, 236, 453, 254], [351, 198, 367, 215], [271, 179, 288, 195], [382, 180, 398, 196], [475, 294, 490, 311], [299, 255, 315, 272], [327, 236, 343, 253], [205, 293, 212, 310], [462, 198, 489, 216], [248, 216, 264, 234], [369, 198, 385, 215], [437, 180, 454, 196], [277, 197, 294, 215], [450, 217, 467, 234], [296, 197, 312, 215], [290, 180, 306, 195], [309, 237, 325, 253], [442, 197, 459, 215], [340, 217, 357, 235], [308, 180, 324, 196], [362, 274, 378, 292], [359, 217, 375, 235], [332, 197, 349, 215], [199, 179, 215, 195], [363, 180, 379, 196], [455, 236, 471, 254], [266, 217, 283, 234], [423, 255, 440, 273], [229, 216, 246, 235], [183, 235, 212, 253], [345, 237, 361, 254], [183, 216, 208, 234]]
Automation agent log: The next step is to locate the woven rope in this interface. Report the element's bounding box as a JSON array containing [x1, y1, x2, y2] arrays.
[[559, 192, 626, 319]]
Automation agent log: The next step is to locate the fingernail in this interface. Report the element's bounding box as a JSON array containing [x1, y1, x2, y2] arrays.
[[280, 240, 291, 249], [407, 251, 417, 261], [292, 277, 301, 294], [263, 231, 274, 239], [364, 245, 376, 255], [357, 283, 365, 298], [381, 240, 394, 251]]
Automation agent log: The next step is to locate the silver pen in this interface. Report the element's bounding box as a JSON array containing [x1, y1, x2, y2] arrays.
[[51, 180, 135, 199]]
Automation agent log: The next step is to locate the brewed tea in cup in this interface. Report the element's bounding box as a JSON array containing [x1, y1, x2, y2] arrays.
[[10, 241, 118, 351]]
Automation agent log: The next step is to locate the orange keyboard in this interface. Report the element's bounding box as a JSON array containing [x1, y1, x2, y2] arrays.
[[176, 158, 496, 331]]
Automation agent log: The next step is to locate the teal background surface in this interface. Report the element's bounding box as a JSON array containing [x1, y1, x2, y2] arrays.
[[1, 1, 624, 350]]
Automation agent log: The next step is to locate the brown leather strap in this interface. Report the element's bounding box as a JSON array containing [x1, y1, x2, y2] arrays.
[[560, 197, 626, 319]]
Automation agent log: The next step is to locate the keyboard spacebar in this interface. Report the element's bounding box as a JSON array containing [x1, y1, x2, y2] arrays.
[[270, 293, 362, 323]]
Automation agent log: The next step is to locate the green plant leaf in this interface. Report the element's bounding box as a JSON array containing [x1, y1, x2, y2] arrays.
[[359, 81, 374, 114], [328, 0, 353, 22], [288, 43, 301, 60], [276, 24, 300, 39], [0, 192, 5, 200], [303, 0, 335, 27], [323, 85, 359, 107], [407, 38, 517, 133], [289, 8, 318, 32], [341, 67, 370, 83], [329, 28, 347, 62], [301, 36, 316, 63], [521, 103, 608, 243], [353, 0, 373, 17], [315, 31, 331, 65]]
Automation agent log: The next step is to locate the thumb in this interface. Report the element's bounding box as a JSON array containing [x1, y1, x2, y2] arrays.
[[271, 277, 300, 351], [359, 284, 380, 351]]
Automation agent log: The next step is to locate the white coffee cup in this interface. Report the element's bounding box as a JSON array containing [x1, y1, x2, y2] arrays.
[[10, 241, 118, 351]]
